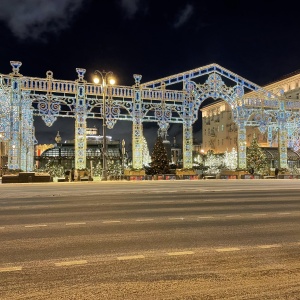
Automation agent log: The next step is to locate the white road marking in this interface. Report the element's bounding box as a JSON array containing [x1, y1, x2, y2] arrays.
[[277, 212, 291, 215], [167, 251, 194, 256], [216, 247, 240, 252], [168, 217, 184, 220], [0, 266, 22, 272], [198, 216, 214, 219], [55, 260, 87, 267], [136, 219, 154, 222], [226, 215, 241, 218], [252, 213, 267, 216], [257, 244, 282, 249], [25, 224, 47, 228], [65, 222, 86, 226], [117, 255, 145, 260], [103, 220, 121, 223]]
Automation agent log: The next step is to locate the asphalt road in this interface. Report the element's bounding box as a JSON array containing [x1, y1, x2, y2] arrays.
[[0, 180, 300, 299]]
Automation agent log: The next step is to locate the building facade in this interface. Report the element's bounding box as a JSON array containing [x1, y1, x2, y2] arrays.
[[35, 129, 123, 171], [200, 71, 300, 168]]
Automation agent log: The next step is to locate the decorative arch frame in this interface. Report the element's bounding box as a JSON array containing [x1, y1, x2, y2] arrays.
[[0, 61, 297, 171]]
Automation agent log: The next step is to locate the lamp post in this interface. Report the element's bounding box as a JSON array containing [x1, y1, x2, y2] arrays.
[[55, 131, 62, 166], [93, 70, 115, 181]]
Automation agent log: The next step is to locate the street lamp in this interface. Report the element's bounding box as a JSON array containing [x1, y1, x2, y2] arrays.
[[93, 70, 115, 181], [55, 131, 62, 166]]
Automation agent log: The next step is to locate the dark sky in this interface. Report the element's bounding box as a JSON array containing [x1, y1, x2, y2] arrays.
[[0, 0, 299, 150]]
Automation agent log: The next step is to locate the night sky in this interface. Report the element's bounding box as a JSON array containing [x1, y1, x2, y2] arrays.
[[0, 0, 299, 150]]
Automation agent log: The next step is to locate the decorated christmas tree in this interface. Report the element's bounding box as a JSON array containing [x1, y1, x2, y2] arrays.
[[148, 136, 170, 174], [107, 160, 122, 177], [246, 136, 268, 174], [93, 161, 102, 176], [44, 160, 65, 178]]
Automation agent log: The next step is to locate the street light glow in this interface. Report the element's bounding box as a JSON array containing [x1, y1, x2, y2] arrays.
[[93, 75, 115, 86], [93, 77, 100, 84], [109, 78, 115, 85]]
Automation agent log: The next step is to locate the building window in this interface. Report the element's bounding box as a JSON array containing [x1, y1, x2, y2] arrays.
[[221, 125, 224, 131]]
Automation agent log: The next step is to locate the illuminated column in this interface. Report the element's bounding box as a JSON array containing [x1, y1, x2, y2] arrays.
[[132, 74, 143, 169], [182, 119, 193, 168], [8, 61, 23, 170], [278, 128, 288, 169], [267, 125, 273, 147], [237, 121, 247, 169], [182, 91, 193, 169], [20, 91, 35, 171], [75, 68, 87, 170], [0, 75, 11, 171], [277, 102, 288, 169]]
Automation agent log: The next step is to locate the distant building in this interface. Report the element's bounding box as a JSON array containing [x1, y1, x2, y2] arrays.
[[200, 71, 300, 168], [35, 128, 122, 170]]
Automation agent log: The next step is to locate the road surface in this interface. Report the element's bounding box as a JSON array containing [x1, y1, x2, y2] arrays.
[[0, 180, 299, 299]]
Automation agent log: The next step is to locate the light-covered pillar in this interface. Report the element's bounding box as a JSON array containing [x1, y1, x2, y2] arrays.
[[237, 121, 247, 169], [182, 119, 193, 168], [132, 74, 144, 169], [277, 101, 288, 169], [267, 125, 273, 147], [278, 128, 288, 169], [74, 68, 87, 170], [20, 91, 35, 171], [8, 61, 23, 170]]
